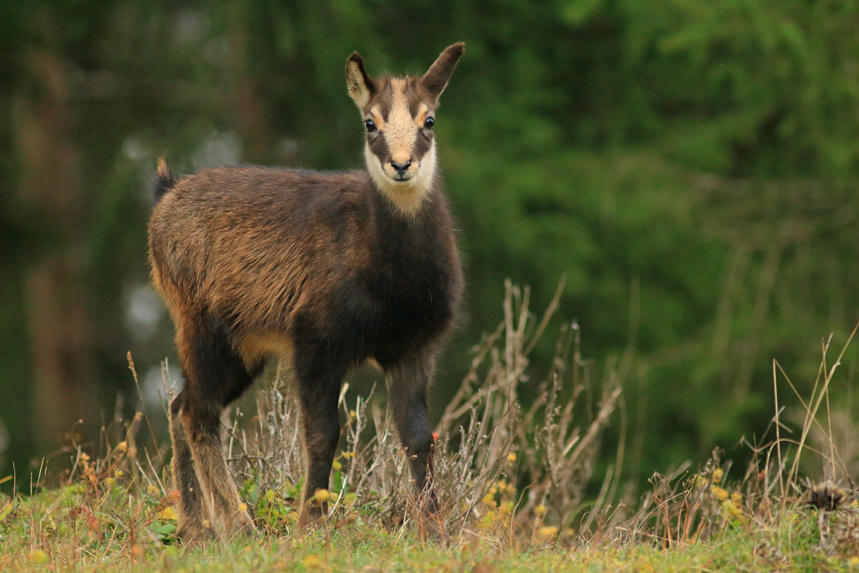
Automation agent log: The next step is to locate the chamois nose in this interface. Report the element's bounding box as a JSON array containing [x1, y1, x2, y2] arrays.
[[390, 160, 411, 177]]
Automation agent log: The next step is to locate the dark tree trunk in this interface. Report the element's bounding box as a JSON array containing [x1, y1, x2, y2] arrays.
[[228, 2, 276, 165], [14, 47, 98, 452]]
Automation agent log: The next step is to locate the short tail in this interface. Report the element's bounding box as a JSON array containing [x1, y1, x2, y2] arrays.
[[152, 157, 178, 205]]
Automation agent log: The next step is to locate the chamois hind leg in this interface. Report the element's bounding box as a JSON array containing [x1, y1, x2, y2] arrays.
[[293, 343, 346, 528], [387, 352, 440, 515], [173, 314, 258, 541], [169, 390, 212, 542]]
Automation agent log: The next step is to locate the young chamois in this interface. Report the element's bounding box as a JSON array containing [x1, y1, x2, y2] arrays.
[[148, 44, 465, 541]]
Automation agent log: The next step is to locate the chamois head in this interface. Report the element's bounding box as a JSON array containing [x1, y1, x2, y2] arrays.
[[346, 43, 464, 214]]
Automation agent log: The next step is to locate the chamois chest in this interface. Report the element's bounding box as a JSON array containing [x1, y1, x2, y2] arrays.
[[341, 198, 461, 366]]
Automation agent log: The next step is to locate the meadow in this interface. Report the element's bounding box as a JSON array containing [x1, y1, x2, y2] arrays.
[[2, 283, 858, 572]]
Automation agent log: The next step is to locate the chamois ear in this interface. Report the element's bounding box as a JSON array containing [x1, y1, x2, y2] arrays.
[[421, 43, 465, 102], [346, 52, 377, 109]]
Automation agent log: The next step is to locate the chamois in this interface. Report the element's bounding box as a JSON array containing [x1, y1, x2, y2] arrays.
[[148, 43, 465, 541]]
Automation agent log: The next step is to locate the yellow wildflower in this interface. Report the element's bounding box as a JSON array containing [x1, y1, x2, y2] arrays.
[[537, 526, 558, 540], [724, 500, 743, 519], [29, 550, 49, 564], [711, 485, 728, 501]]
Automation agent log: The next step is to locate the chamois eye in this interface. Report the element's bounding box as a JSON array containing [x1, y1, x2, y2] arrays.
[[424, 117, 435, 129], [365, 119, 377, 133]]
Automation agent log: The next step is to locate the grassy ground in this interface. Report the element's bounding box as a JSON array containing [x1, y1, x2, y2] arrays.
[[1, 482, 858, 573], [4, 284, 859, 572]]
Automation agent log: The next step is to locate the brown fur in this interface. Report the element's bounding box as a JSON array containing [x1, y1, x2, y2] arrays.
[[149, 44, 465, 541]]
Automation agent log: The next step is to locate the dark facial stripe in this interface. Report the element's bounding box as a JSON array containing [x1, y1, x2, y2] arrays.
[[407, 78, 424, 117], [369, 77, 395, 121], [411, 130, 433, 162], [367, 132, 390, 163]]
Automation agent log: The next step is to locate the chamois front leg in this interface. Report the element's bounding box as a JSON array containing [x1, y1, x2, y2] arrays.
[[294, 348, 346, 528], [387, 353, 440, 515]]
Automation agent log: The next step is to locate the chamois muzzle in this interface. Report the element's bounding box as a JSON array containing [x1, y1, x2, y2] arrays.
[[391, 160, 412, 179]]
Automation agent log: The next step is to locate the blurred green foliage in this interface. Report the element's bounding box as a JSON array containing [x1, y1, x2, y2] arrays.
[[2, 0, 859, 487]]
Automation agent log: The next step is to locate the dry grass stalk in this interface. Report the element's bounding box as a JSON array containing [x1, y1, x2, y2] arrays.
[[45, 290, 859, 561], [223, 279, 623, 540]]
